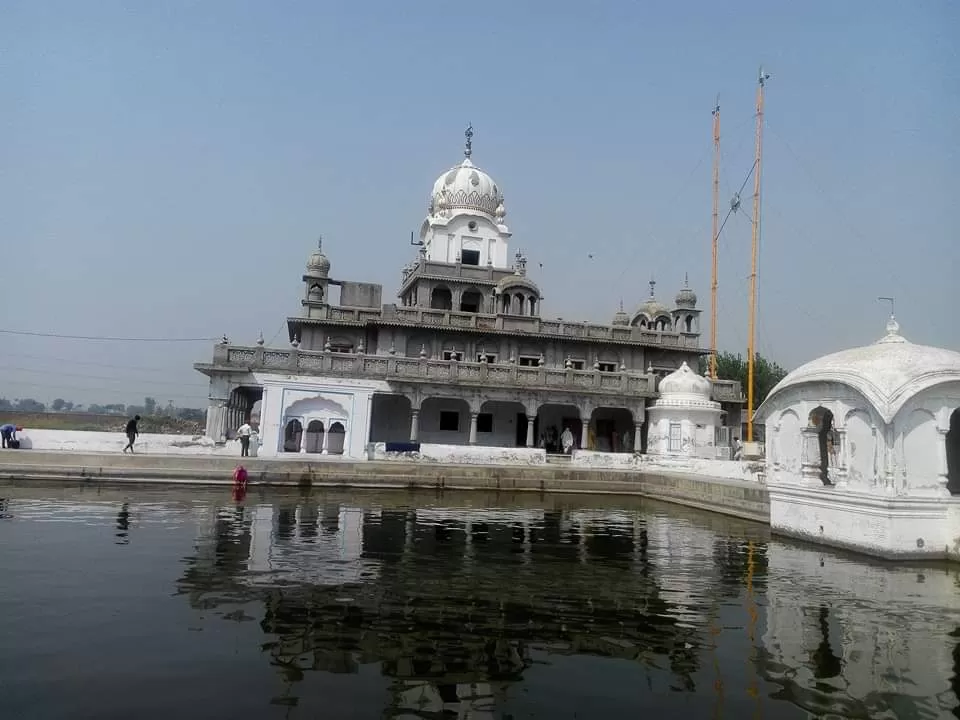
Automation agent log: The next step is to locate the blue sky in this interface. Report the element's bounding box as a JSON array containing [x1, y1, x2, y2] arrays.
[[1, 0, 957, 407]]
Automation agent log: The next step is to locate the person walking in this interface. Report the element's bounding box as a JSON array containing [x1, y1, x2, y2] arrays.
[[236, 421, 253, 457], [1, 424, 21, 449], [122, 415, 141, 453]]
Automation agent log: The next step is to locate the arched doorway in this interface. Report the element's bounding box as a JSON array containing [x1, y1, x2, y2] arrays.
[[304, 420, 324, 453], [283, 419, 303, 453], [460, 289, 483, 313], [808, 407, 835, 486], [328, 422, 346, 454], [947, 408, 960, 495], [430, 286, 452, 310]]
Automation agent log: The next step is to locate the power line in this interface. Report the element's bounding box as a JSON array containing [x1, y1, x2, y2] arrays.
[[4, 365, 207, 388], [2, 379, 205, 402], [0, 329, 217, 342]]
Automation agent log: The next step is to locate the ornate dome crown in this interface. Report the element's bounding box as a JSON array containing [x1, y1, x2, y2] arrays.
[[612, 300, 630, 326], [658, 362, 713, 398], [306, 238, 330, 277], [429, 126, 505, 220], [675, 274, 697, 308]]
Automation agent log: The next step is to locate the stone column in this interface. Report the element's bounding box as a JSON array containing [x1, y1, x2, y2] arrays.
[[526, 416, 535, 448], [206, 401, 227, 443], [409, 410, 420, 442], [634, 424, 643, 454], [580, 420, 589, 451], [321, 425, 330, 455], [469, 412, 479, 445]]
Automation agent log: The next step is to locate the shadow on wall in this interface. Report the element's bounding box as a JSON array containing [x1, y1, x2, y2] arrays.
[[948, 408, 960, 495]]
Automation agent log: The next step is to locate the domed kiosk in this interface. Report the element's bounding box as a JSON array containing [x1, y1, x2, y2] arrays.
[[647, 362, 723, 458], [755, 315, 960, 561]]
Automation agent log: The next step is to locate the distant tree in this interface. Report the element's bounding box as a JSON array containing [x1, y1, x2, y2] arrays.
[[0, 397, 11, 411], [177, 407, 205, 422], [15, 398, 46, 413], [52, 398, 67, 412], [144, 397, 157, 416], [87, 404, 106, 414], [103, 404, 126, 414], [699, 352, 788, 406]]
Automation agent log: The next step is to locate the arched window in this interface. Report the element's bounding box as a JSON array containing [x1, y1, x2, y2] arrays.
[[808, 406, 835, 486], [684, 315, 693, 332], [304, 420, 324, 453], [430, 286, 452, 310], [501, 293, 510, 313], [328, 422, 346, 455], [283, 419, 303, 453], [529, 296, 537, 315], [460, 289, 483, 313]]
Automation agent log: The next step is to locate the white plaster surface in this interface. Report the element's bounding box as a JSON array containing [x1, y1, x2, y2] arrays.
[[768, 482, 960, 560], [570, 450, 764, 482], [13, 429, 241, 456], [371, 442, 546, 466]]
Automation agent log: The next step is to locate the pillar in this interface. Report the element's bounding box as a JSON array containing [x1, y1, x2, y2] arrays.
[[321, 424, 330, 455], [526, 416, 535, 448], [206, 401, 227, 443], [634, 424, 642, 454], [409, 409, 420, 442], [469, 412, 479, 445], [580, 419, 589, 451]]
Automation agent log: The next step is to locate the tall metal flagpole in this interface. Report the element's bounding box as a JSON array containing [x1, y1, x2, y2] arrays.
[[747, 67, 769, 443], [710, 96, 721, 379]]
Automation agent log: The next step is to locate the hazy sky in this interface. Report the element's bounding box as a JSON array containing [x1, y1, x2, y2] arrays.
[[2, 0, 957, 408]]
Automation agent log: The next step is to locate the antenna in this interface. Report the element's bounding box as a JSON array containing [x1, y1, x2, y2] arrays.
[[878, 296, 895, 316]]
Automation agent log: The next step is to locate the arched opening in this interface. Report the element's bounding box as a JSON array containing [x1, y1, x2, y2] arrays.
[[370, 394, 413, 443], [430, 286, 452, 310], [684, 315, 693, 332], [808, 407, 835, 486], [537, 403, 583, 454], [655, 316, 671, 331], [528, 296, 537, 316], [283, 419, 303, 453], [460, 289, 483, 313], [513, 293, 524, 316], [303, 420, 324, 453], [947, 408, 960, 495], [500, 293, 510, 314], [327, 422, 346, 454], [638, 318, 648, 329], [589, 407, 635, 452]]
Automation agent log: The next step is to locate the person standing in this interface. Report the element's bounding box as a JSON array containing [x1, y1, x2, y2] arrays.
[[236, 421, 253, 457], [1, 424, 20, 449], [122, 415, 141, 453], [560, 426, 574, 455]]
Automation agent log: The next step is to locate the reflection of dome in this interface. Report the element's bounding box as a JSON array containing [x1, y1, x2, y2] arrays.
[[658, 362, 713, 399], [430, 157, 504, 219], [758, 316, 960, 424], [306, 241, 330, 277]]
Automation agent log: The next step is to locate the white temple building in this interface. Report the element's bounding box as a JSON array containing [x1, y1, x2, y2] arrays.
[[754, 315, 960, 560], [647, 362, 726, 458]]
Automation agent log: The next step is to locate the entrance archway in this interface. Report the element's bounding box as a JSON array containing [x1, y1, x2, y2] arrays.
[[283, 419, 303, 453], [537, 403, 583, 454], [328, 422, 346, 454], [304, 420, 324, 454], [808, 406, 835, 486], [430, 286, 452, 310], [590, 407, 635, 452], [947, 408, 960, 495], [460, 289, 483, 313]]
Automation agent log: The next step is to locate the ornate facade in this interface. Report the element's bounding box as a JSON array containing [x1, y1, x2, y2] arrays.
[[195, 129, 743, 459]]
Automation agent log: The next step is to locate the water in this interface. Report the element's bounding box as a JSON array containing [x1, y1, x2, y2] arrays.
[[1, 482, 959, 719]]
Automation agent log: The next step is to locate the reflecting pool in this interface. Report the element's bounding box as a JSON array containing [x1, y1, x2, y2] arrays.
[[1, 482, 959, 719]]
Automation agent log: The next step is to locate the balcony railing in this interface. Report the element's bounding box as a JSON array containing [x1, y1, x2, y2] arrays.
[[200, 344, 743, 402], [309, 305, 701, 349], [201, 344, 660, 397]]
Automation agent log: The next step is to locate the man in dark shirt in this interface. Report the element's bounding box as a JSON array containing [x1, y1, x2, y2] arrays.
[[123, 415, 141, 453]]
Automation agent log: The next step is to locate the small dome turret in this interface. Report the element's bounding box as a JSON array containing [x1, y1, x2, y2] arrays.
[[306, 238, 330, 277], [658, 362, 713, 399], [675, 274, 697, 308], [612, 300, 630, 326]]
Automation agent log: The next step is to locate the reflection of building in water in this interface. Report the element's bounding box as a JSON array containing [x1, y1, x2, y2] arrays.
[[177, 501, 707, 714], [760, 542, 960, 717]]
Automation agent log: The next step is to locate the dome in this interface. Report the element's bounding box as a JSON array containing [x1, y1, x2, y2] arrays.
[[631, 278, 671, 324], [675, 275, 697, 308], [658, 362, 713, 399], [306, 240, 330, 277], [430, 157, 504, 219], [497, 273, 539, 295], [756, 317, 960, 424]]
